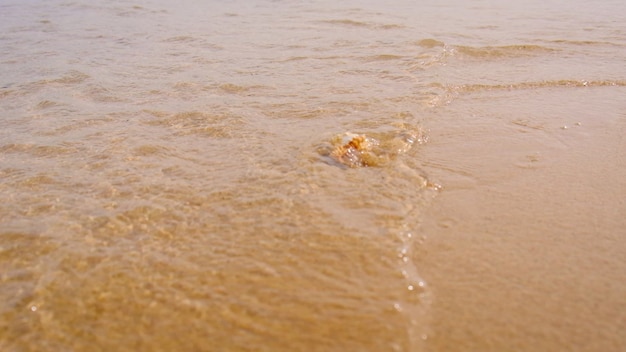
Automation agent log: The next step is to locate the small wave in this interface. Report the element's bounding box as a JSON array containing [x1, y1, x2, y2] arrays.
[[172, 81, 200, 90], [416, 39, 445, 48], [321, 19, 371, 27], [362, 54, 405, 62], [143, 110, 245, 138], [162, 35, 199, 43], [26, 71, 90, 90], [413, 79, 626, 109], [0, 143, 75, 157], [132, 145, 170, 157], [16, 174, 58, 189], [321, 19, 370, 27], [408, 41, 554, 68], [0, 89, 13, 99], [39, 117, 113, 137], [380, 24, 405, 30], [421, 79, 626, 107], [35, 100, 61, 109], [405, 39, 453, 71], [320, 19, 404, 30], [546, 39, 626, 47], [46, 71, 90, 85], [450, 79, 626, 93], [174, 82, 270, 95], [280, 56, 308, 62], [454, 44, 556, 59], [218, 83, 252, 94], [72, 85, 127, 104]]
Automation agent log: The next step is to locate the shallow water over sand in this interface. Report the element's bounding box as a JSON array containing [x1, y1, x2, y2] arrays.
[[1, 0, 625, 351]]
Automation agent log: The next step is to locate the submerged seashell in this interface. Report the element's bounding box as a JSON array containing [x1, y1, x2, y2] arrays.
[[330, 133, 379, 168], [322, 128, 424, 168]]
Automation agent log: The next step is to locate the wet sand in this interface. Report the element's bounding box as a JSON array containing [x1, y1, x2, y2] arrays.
[[418, 87, 626, 351]]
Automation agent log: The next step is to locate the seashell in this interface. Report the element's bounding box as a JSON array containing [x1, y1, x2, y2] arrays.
[[330, 133, 379, 168], [323, 129, 423, 168]]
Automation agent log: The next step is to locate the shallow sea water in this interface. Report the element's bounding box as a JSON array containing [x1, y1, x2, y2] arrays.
[[1, 0, 625, 351]]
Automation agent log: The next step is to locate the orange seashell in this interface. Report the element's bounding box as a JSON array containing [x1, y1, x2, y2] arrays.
[[330, 133, 376, 167]]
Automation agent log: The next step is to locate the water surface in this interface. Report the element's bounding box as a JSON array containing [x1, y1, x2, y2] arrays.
[[1, 0, 625, 351]]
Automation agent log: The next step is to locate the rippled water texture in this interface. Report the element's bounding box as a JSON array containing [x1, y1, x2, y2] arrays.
[[1, 0, 625, 351]]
